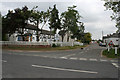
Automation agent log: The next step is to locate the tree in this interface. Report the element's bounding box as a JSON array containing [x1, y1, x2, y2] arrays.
[[83, 32, 92, 44], [2, 6, 31, 41], [104, 1, 120, 32], [30, 6, 42, 42], [73, 22, 85, 40], [49, 4, 61, 34], [30, 6, 50, 42], [61, 5, 82, 42]]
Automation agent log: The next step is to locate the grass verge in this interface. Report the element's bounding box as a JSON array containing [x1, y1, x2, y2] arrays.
[[2, 45, 87, 51], [102, 48, 120, 58]]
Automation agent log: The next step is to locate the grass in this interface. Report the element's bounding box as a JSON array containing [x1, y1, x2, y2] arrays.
[[2, 45, 87, 51], [102, 48, 120, 58]]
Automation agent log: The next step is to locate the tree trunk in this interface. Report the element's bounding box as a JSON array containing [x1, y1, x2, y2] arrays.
[[36, 20, 39, 42], [62, 35, 64, 42], [67, 36, 69, 42], [50, 28, 52, 42], [21, 28, 24, 41]]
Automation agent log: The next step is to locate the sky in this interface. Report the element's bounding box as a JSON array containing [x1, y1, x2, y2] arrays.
[[0, 0, 118, 40]]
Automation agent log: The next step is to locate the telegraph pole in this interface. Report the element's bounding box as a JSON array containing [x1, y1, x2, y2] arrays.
[[102, 30, 103, 42]]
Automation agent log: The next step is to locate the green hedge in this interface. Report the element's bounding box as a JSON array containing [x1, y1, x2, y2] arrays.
[[102, 48, 120, 58]]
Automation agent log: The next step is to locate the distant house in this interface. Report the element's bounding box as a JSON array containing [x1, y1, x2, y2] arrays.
[[58, 30, 75, 42], [103, 33, 120, 46], [9, 24, 55, 42]]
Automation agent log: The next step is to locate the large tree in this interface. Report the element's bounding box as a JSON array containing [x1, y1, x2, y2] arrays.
[[61, 5, 82, 42], [83, 32, 92, 44], [49, 5, 61, 34], [104, 1, 120, 32], [30, 6, 50, 42], [2, 6, 31, 41]]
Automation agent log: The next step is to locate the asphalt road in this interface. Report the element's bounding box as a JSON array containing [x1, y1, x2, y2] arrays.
[[2, 43, 119, 78]]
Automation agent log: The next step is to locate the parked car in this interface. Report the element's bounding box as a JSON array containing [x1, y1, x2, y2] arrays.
[[99, 43, 106, 47]]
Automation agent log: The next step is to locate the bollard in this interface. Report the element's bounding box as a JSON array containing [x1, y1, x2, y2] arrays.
[[115, 47, 117, 55]]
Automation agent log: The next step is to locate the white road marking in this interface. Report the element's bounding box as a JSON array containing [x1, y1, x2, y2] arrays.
[[32, 65, 98, 74], [100, 59, 107, 62], [89, 59, 97, 61], [110, 60, 118, 62], [61, 54, 76, 58], [112, 63, 119, 68], [100, 50, 103, 57], [79, 58, 87, 61], [87, 48, 89, 50], [33, 55, 40, 56], [1, 60, 7, 62], [42, 56, 48, 58], [60, 57, 68, 59], [69, 57, 77, 60], [53, 57, 57, 58]]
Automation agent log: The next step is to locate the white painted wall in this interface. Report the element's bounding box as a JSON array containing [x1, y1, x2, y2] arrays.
[[9, 33, 18, 41], [32, 35, 37, 42]]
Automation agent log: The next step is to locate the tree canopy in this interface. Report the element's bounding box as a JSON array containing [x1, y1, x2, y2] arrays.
[[104, 1, 120, 32], [49, 4, 61, 34]]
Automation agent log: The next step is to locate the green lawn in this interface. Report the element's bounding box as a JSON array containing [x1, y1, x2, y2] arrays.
[[102, 48, 120, 58], [2, 45, 87, 51]]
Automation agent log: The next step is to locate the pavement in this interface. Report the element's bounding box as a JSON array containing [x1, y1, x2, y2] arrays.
[[2, 43, 119, 78]]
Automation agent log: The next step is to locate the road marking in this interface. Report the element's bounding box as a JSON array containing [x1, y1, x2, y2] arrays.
[[89, 59, 97, 61], [100, 59, 107, 62], [61, 54, 76, 58], [1, 60, 7, 62], [112, 63, 119, 68], [79, 58, 87, 61], [33, 55, 40, 56], [60, 57, 68, 59], [87, 48, 89, 50], [100, 50, 103, 57], [110, 60, 118, 62], [69, 57, 77, 60], [53, 57, 57, 58], [32, 65, 98, 74]]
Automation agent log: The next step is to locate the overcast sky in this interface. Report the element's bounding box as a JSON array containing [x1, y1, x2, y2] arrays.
[[0, 0, 118, 40]]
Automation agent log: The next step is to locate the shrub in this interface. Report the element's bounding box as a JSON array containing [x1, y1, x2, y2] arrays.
[[52, 44, 57, 47]]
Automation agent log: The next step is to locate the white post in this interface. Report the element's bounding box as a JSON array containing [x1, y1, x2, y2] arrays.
[[115, 47, 117, 55], [72, 42, 74, 46]]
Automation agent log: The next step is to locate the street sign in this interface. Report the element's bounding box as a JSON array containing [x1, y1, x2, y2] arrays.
[[108, 40, 114, 47]]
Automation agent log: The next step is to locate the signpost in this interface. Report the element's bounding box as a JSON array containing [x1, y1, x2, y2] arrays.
[[107, 40, 114, 53]]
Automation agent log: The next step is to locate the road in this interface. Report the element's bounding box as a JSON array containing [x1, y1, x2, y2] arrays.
[[2, 43, 119, 78]]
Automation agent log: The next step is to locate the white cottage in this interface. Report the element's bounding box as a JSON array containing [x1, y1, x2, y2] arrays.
[[9, 24, 55, 42], [103, 33, 120, 46]]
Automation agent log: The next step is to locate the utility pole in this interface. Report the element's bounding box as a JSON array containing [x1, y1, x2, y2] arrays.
[[102, 30, 103, 42]]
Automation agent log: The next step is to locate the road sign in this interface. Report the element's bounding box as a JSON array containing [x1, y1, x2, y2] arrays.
[[108, 40, 114, 47]]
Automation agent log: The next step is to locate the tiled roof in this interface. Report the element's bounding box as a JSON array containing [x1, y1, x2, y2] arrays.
[[25, 24, 54, 35]]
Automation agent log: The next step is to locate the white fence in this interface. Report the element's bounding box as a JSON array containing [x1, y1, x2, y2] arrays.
[[1, 41, 49, 45], [1, 41, 83, 46]]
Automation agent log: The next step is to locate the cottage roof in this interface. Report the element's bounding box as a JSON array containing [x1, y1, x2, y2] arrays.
[[25, 24, 54, 35], [103, 33, 120, 39]]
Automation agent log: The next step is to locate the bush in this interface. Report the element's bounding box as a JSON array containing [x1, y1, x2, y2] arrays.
[[52, 44, 60, 47], [102, 49, 120, 58]]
